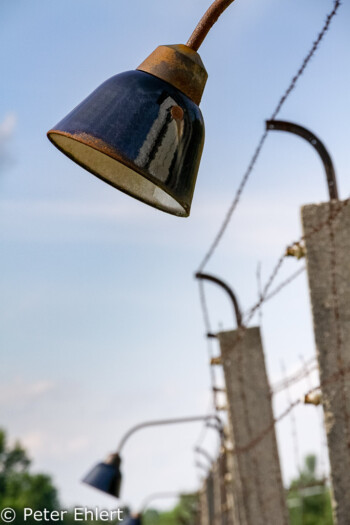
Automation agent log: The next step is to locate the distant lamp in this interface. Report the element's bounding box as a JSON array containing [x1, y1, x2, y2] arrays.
[[82, 452, 122, 498], [47, 0, 237, 217], [82, 414, 221, 498], [123, 515, 142, 525]]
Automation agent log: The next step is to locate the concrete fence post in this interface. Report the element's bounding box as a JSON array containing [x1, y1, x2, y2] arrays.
[[302, 200, 350, 525], [212, 459, 223, 525], [218, 327, 289, 525], [199, 479, 209, 525]]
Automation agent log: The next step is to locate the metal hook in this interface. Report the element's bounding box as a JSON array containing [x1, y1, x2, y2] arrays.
[[195, 272, 242, 328], [266, 120, 339, 201]]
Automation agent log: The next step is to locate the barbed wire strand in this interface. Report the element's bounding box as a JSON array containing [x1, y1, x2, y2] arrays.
[[262, 266, 306, 306], [256, 262, 263, 324], [232, 362, 350, 457], [196, 201, 350, 511], [281, 360, 301, 473], [273, 356, 317, 395], [197, 200, 350, 459], [242, 197, 349, 327], [197, 0, 342, 273]]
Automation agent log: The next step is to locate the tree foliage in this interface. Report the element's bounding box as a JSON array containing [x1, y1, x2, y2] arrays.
[[0, 428, 125, 524], [288, 454, 333, 525], [143, 493, 199, 525], [0, 429, 59, 523]]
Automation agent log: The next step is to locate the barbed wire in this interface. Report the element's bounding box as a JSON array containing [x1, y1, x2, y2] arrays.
[[281, 359, 301, 472], [232, 362, 350, 457], [256, 262, 263, 324], [272, 356, 317, 395], [197, 0, 342, 273], [197, 198, 350, 454], [262, 266, 306, 306], [197, 200, 350, 507], [241, 198, 349, 326], [195, 1, 344, 506]]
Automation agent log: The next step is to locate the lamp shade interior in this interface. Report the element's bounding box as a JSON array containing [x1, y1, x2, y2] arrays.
[[49, 133, 185, 216]]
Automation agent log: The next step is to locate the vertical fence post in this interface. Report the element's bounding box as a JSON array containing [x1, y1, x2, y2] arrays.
[[218, 327, 289, 525], [224, 447, 244, 525], [206, 470, 215, 524], [302, 200, 350, 525], [199, 478, 210, 525], [212, 459, 223, 525], [219, 448, 238, 525]]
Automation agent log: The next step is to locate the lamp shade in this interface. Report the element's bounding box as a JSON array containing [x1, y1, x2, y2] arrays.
[[82, 453, 122, 498], [123, 516, 142, 525], [47, 45, 207, 217]]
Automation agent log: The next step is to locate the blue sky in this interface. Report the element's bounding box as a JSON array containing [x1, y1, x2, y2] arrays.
[[1, 0, 349, 513]]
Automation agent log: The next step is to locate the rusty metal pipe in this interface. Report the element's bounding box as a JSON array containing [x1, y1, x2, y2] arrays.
[[187, 0, 236, 52], [195, 272, 242, 328], [266, 120, 339, 201]]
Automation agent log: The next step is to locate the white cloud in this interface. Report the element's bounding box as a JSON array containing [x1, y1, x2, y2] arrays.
[[0, 378, 55, 407], [20, 432, 91, 459], [0, 112, 17, 142]]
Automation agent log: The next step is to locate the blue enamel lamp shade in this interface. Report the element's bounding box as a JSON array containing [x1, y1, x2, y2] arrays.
[[48, 68, 205, 217], [82, 453, 122, 498]]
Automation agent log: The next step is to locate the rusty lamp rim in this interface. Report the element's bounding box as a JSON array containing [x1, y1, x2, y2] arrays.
[[47, 129, 191, 217]]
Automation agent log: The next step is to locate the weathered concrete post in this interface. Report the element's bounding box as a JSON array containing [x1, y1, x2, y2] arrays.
[[218, 327, 289, 525], [266, 118, 349, 524], [199, 479, 210, 525], [212, 459, 223, 525], [302, 200, 350, 525], [219, 449, 238, 525], [206, 470, 215, 525], [224, 447, 245, 525]]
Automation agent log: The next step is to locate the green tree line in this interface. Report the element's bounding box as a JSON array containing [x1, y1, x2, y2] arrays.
[[0, 428, 334, 524]]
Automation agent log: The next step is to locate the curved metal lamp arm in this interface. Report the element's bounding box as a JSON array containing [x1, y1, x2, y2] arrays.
[[195, 272, 242, 328], [187, 0, 236, 51], [266, 120, 339, 201], [116, 414, 221, 454]]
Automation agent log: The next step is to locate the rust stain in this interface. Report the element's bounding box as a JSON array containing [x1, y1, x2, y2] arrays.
[[137, 44, 208, 105], [171, 105, 184, 121]]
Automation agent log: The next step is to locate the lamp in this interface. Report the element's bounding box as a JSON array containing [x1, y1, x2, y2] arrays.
[[82, 414, 221, 498], [123, 515, 142, 525], [47, 0, 236, 217], [82, 452, 122, 498]]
